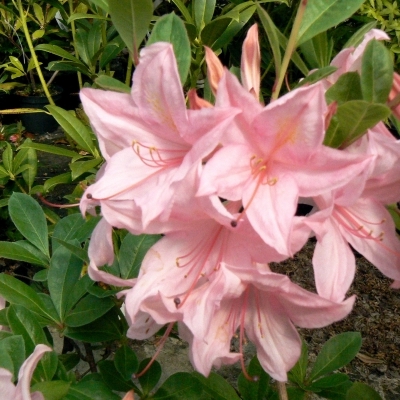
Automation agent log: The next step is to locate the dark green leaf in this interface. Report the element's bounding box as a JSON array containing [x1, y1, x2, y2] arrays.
[[194, 371, 241, 400], [64, 274, 94, 312], [361, 39, 393, 104], [153, 372, 203, 399], [288, 341, 308, 386], [35, 44, 81, 63], [0, 335, 25, 380], [70, 158, 102, 180], [343, 21, 377, 49], [59, 353, 80, 372], [52, 238, 89, 263], [346, 382, 382, 400], [308, 374, 352, 399], [309, 332, 362, 381], [147, 13, 191, 85], [8, 193, 49, 256], [18, 142, 79, 158], [115, 344, 139, 380], [43, 172, 72, 193], [137, 358, 162, 395], [98, 360, 135, 392], [64, 374, 120, 400], [201, 17, 231, 48], [31, 381, 71, 400], [194, 0, 216, 32], [94, 75, 131, 93]]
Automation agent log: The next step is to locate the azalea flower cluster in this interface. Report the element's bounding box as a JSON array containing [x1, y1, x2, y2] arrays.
[[80, 26, 400, 382]]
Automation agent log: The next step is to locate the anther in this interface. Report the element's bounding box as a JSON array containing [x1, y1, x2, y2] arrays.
[[86, 193, 93, 199], [230, 220, 238, 227], [174, 297, 181, 308]]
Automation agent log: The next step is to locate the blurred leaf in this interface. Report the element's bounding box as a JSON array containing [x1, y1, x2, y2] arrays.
[[147, 13, 191, 85], [201, 17, 231, 48], [138, 358, 162, 395], [64, 374, 120, 400], [194, 371, 241, 400], [295, 66, 337, 88], [288, 341, 308, 386], [297, 0, 366, 46], [343, 21, 377, 49], [31, 381, 71, 400], [346, 382, 382, 400], [18, 142, 79, 158], [309, 332, 362, 381], [0, 335, 25, 380], [361, 39, 393, 104], [153, 372, 204, 399], [115, 344, 139, 380], [325, 72, 363, 105], [95, 75, 131, 93], [98, 360, 135, 392], [194, 0, 216, 32], [35, 44, 81, 63]]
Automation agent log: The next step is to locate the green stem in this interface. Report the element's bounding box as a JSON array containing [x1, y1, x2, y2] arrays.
[[125, 55, 133, 86], [271, 0, 307, 100], [17, 0, 54, 104], [68, 0, 82, 89]]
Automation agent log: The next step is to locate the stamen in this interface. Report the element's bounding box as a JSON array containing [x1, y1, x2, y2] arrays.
[[230, 220, 238, 227], [37, 193, 79, 209], [173, 297, 181, 308], [86, 193, 93, 199], [133, 322, 174, 379]]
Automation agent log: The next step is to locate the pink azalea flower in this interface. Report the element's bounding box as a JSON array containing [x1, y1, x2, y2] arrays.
[[0, 344, 52, 400], [180, 263, 355, 382], [80, 42, 238, 230], [198, 75, 371, 255]]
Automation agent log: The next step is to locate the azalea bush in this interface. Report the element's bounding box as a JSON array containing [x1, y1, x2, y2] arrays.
[[0, 0, 400, 399]]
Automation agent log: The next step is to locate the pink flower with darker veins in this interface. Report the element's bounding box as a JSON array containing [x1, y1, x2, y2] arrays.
[[80, 42, 238, 232]]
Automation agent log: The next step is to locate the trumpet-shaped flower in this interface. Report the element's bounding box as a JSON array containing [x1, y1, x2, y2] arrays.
[[180, 263, 355, 382], [0, 344, 52, 400], [80, 42, 238, 230]]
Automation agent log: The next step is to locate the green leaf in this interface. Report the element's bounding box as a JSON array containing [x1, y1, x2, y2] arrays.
[[35, 44, 81, 63], [170, 0, 194, 24], [48, 246, 83, 320], [297, 0, 366, 46], [324, 101, 391, 148], [18, 142, 79, 158], [53, 238, 89, 263], [21, 140, 37, 191], [237, 356, 272, 400], [64, 274, 94, 313], [64, 374, 120, 400], [361, 39, 393, 104], [153, 372, 204, 399], [0, 241, 48, 266], [138, 358, 162, 395], [43, 172, 72, 193], [256, 4, 281, 78], [46, 106, 99, 157], [194, 371, 241, 400], [75, 29, 90, 67], [98, 360, 135, 392], [194, 0, 216, 32], [88, 0, 109, 12], [33, 3, 45, 26], [7, 305, 57, 382], [118, 233, 160, 279], [2, 142, 13, 172], [64, 308, 124, 342], [346, 382, 382, 400], [147, 13, 191, 85], [300, 31, 333, 69], [295, 66, 337, 88], [0, 274, 59, 323], [94, 75, 131, 93], [99, 36, 126, 69], [308, 373, 352, 399], [114, 344, 139, 380], [288, 341, 308, 386], [343, 21, 377, 49], [108, 0, 153, 61], [70, 158, 102, 180], [201, 17, 231, 49], [8, 192, 49, 256], [31, 381, 71, 400], [15, 240, 50, 267], [0, 335, 25, 380], [67, 13, 110, 23], [308, 332, 362, 382], [87, 20, 104, 62], [33, 269, 48, 282], [325, 72, 363, 105], [65, 295, 115, 327], [59, 353, 80, 372], [47, 60, 92, 76]]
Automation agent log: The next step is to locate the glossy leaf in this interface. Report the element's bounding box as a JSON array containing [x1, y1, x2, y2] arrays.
[[195, 371, 242, 400], [95, 75, 131, 93], [0, 274, 59, 323], [64, 308, 124, 343], [297, 0, 366, 46], [48, 246, 83, 320], [108, 0, 153, 61], [361, 39, 393, 104], [98, 360, 135, 392], [138, 358, 162, 395], [147, 13, 191, 85], [309, 332, 362, 381], [64, 294, 114, 327], [114, 344, 139, 380], [46, 105, 99, 157], [118, 233, 161, 279], [346, 382, 382, 400], [8, 192, 49, 256], [238, 357, 272, 400], [0, 241, 48, 266], [153, 372, 204, 399], [324, 101, 391, 148]]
